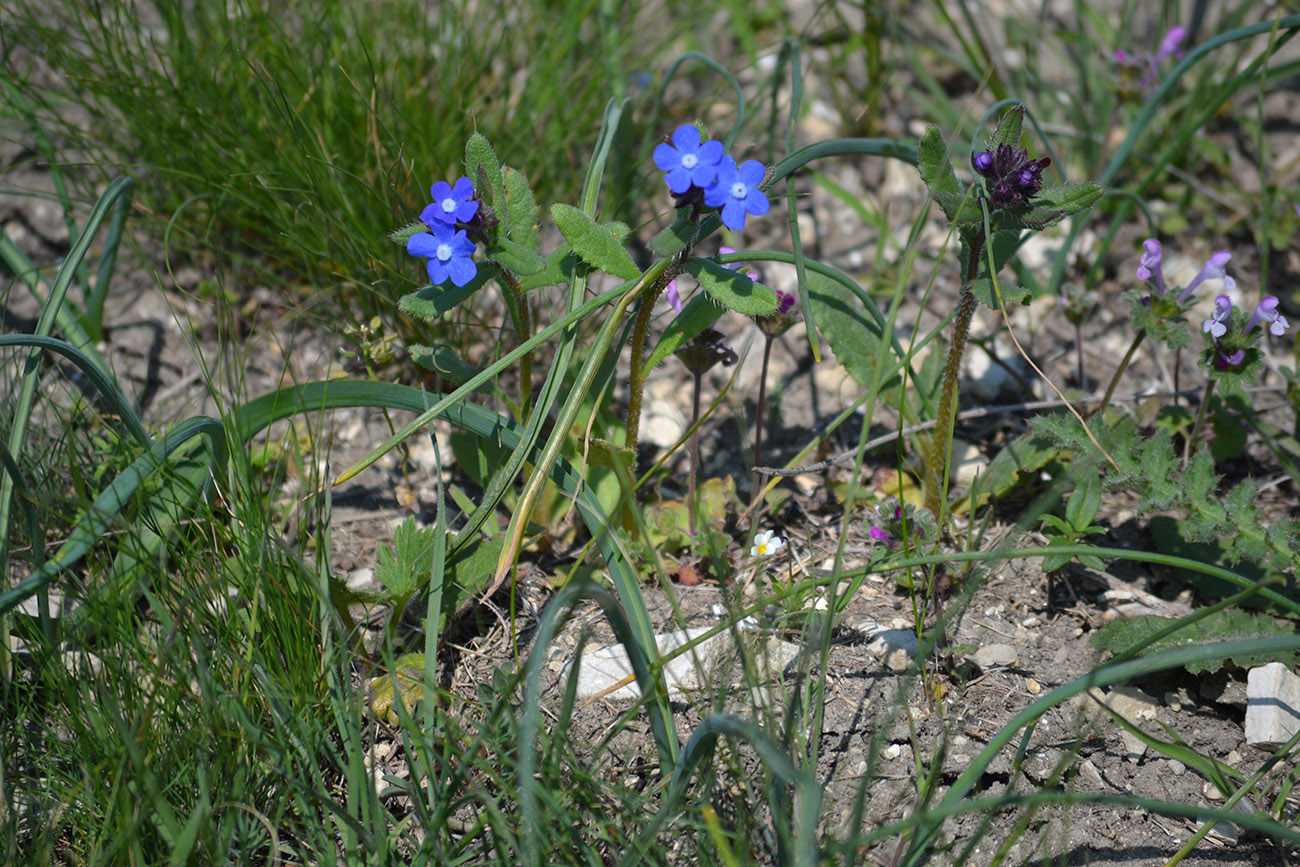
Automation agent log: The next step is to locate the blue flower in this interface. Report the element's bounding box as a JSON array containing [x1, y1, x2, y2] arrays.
[[704, 156, 769, 231], [421, 177, 478, 226], [654, 125, 724, 195], [407, 222, 477, 287]]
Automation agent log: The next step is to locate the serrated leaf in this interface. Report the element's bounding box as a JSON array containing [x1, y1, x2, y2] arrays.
[[398, 264, 496, 321], [989, 104, 1026, 149], [374, 516, 437, 600], [368, 652, 428, 725], [919, 126, 966, 221], [465, 133, 505, 218], [551, 204, 640, 280], [970, 278, 1031, 309], [682, 257, 777, 316], [1001, 183, 1103, 230], [645, 291, 724, 372], [502, 166, 539, 253], [489, 238, 547, 276], [1090, 608, 1298, 675], [930, 191, 981, 224]]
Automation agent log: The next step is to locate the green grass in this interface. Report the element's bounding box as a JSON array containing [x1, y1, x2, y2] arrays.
[[4, 0, 1300, 864]]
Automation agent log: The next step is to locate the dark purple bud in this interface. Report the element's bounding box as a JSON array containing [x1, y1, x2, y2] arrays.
[[973, 151, 994, 173]]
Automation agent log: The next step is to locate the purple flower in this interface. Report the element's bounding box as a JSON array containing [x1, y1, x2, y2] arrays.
[[970, 144, 1050, 209], [421, 177, 478, 226], [1203, 295, 1233, 339], [1156, 26, 1187, 65], [654, 125, 725, 195], [664, 279, 682, 315], [1136, 238, 1165, 295], [1180, 251, 1234, 302], [1215, 348, 1246, 370], [407, 222, 477, 287], [1246, 296, 1290, 337], [704, 156, 769, 231], [775, 290, 796, 316]]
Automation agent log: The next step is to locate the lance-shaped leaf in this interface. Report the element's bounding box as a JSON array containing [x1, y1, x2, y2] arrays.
[[651, 219, 693, 257], [517, 244, 576, 291], [919, 126, 974, 222], [988, 103, 1027, 149], [551, 203, 640, 280], [465, 133, 505, 222], [999, 182, 1105, 231], [489, 238, 547, 276], [398, 263, 497, 321], [645, 291, 725, 372], [682, 257, 778, 316], [502, 166, 539, 253]]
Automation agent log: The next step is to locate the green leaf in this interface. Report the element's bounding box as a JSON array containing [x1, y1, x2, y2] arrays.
[[490, 238, 547, 276], [805, 272, 899, 393], [682, 257, 777, 316], [988, 104, 1026, 149], [1091, 608, 1299, 675], [465, 133, 505, 220], [397, 264, 496, 322], [970, 277, 1031, 309], [375, 516, 438, 600], [502, 166, 539, 253], [645, 291, 725, 372], [517, 244, 575, 291], [550, 203, 640, 280], [971, 427, 1060, 506], [1065, 473, 1101, 530], [918, 126, 966, 220], [651, 220, 693, 257], [1000, 183, 1104, 231]]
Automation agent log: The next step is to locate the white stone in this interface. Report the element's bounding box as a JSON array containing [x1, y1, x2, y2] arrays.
[[972, 643, 1018, 668], [1245, 663, 1300, 750]]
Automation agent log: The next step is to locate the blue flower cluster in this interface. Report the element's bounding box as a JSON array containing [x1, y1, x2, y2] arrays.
[[654, 125, 770, 231], [408, 177, 479, 287]]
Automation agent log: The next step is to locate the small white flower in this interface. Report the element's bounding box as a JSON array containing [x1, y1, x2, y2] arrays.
[[750, 530, 785, 558]]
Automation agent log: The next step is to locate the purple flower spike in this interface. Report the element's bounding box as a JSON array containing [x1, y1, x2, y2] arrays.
[[654, 125, 725, 195], [408, 222, 477, 287], [705, 156, 769, 231], [1203, 295, 1233, 339], [1246, 295, 1291, 337], [1181, 250, 1235, 302], [1136, 238, 1165, 295], [421, 177, 478, 226]]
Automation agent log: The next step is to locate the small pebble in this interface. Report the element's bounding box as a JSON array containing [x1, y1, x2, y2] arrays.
[[883, 743, 902, 760], [1169, 760, 1186, 776], [1020, 616, 1040, 628]]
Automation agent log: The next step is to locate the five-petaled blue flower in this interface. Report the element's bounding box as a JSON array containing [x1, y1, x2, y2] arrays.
[[654, 125, 724, 195], [422, 177, 478, 226], [408, 222, 477, 287], [704, 156, 770, 231]]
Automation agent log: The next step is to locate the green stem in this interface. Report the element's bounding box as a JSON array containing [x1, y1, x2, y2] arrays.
[[923, 231, 984, 519], [626, 263, 684, 453], [751, 333, 775, 505], [688, 370, 703, 539], [1184, 377, 1217, 468], [1089, 329, 1146, 420]]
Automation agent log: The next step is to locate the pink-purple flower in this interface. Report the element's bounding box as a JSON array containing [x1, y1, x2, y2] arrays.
[[1245, 296, 1290, 337], [1203, 295, 1232, 339]]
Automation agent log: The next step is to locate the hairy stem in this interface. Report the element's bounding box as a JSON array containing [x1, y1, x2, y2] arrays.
[[497, 269, 533, 409], [1090, 329, 1146, 420], [689, 369, 703, 539], [1184, 377, 1217, 468], [751, 333, 775, 505], [626, 262, 684, 453], [923, 231, 984, 519]]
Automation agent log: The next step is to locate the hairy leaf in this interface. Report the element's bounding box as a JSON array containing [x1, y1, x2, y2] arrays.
[[682, 257, 778, 316], [551, 203, 640, 280], [502, 166, 539, 252], [1091, 608, 1298, 675]]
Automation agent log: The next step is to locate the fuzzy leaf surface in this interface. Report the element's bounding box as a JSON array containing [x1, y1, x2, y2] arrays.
[[682, 257, 777, 316], [551, 203, 640, 280]]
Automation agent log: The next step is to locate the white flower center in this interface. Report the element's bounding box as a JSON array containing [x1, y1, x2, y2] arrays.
[[681, 153, 698, 170], [441, 198, 457, 214], [730, 181, 747, 199], [436, 243, 453, 262]]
